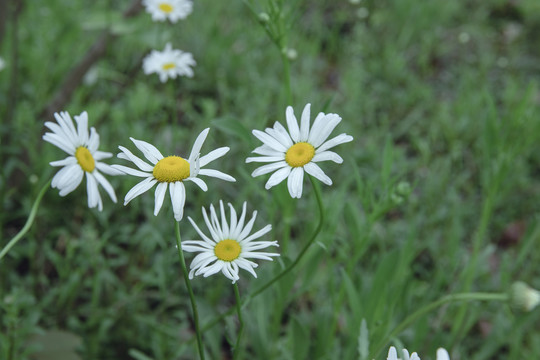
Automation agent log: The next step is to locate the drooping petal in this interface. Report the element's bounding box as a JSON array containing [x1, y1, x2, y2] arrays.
[[287, 167, 304, 198], [124, 177, 157, 204], [264, 166, 291, 189], [154, 182, 167, 216], [169, 181, 186, 221], [130, 137, 164, 164], [304, 162, 332, 185]]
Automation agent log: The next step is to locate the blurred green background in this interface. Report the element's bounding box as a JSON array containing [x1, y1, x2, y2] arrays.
[[1, 0, 540, 359]]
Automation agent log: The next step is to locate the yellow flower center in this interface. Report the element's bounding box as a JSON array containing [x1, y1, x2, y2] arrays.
[[285, 142, 315, 167], [153, 156, 190, 183], [158, 3, 174, 13], [162, 62, 176, 71], [214, 239, 242, 262], [75, 146, 95, 172]]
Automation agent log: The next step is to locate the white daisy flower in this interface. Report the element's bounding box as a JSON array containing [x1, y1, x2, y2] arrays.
[[386, 346, 451, 360], [143, 43, 196, 83], [112, 128, 235, 221], [43, 111, 119, 211], [182, 200, 279, 284], [142, 0, 193, 23], [246, 103, 353, 198]]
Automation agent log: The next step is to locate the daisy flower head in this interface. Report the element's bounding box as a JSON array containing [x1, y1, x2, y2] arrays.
[[112, 128, 235, 222], [142, 0, 193, 23], [182, 200, 279, 283], [143, 43, 196, 83], [246, 103, 353, 198], [43, 111, 119, 211]]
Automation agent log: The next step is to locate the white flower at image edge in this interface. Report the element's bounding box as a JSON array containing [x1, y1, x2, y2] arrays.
[[182, 200, 280, 283], [112, 128, 235, 221], [43, 111, 119, 210], [0, 56, 5, 72], [142, 0, 193, 23], [246, 103, 353, 198], [387, 346, 451, 360], [143, 43, 196, 83]]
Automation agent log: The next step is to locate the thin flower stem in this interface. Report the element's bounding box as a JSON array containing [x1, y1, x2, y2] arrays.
[[232, 283, 244, 360], [0, 179, 51, 261], [370, 292, 508, 358], [175, 221, 205, 360], [281, 51, 292, 106], [247, 175, 325, 300]]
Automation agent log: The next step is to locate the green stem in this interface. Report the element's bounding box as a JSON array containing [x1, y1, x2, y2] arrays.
[[281, 51, 292, 106], [175, 221, 205, 360], [232, 283, 244, 360], [248, 175, 325, 300], [0, 179, 51, 261], [371, 292, 508, 358]]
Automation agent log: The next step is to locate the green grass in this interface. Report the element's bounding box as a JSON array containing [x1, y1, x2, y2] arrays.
[[1, 0, 540, 359]]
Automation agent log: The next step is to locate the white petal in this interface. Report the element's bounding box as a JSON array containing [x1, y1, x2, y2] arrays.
[[235, 258, 258, 278], [237, 210, 257, 241], [188, 215, 215, 244], [436, 348, 450, 360], [264, 166, 291, 189], [308, 113, 342, 148], [93, 151, 113, 161], [304, 162, 332, 185], [246, 156, 285, 163], [267, 127, 293, 149], [170, 181, 186, 221], [219, 200, 230, 236], [185, 177, 208, 191], [387, 347, 398, 360], [316, 133, 353, 153], [96, 162, 123, 176], [154, 182, 167, 216], [287, 167, 304, 198], [285, 106, 300, 142], [86, 172, 102, 210], [111, 164, 151, 177], [87, 127, 100, 153], [272, 121, 294, 147], [52, 164, 81, 189], [130, 137, 163, 164], [50, 157, 77, 167], [299, 103, 311, 141], [231, 202, 247, 239], [189, 128, 210, 163], [56, 167, 84, 196], [251, 145, 283, 157], [312, 151, 343, 164], [251, 161, 288, 177], [117, 146, 154, 171], [93, 170, 117, 203], [252, 130, 288, 152], [199, 147, 229, 167], [43, 133, 75, 155], [54, 112, 78, 143], [124, 177, 157, 204], [240, 224, 272, 243], [227, 203, 238, 236], [197, 169, 235, 182], [74, 111, 89, 145]]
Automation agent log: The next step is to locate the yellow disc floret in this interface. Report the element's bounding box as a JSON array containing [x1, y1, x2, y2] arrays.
[[153, 156, 190, 183], [75, 146, 95, 172], [214, 239, 242, 262], [285, 142, 315, 167], [162, 62, 176, 71], [158, 3, 174, 13]]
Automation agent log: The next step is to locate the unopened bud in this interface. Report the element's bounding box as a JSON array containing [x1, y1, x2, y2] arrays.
[[258, 12, 270, 23], [282, 47, 297, 60], [509, 281, 540, 312]]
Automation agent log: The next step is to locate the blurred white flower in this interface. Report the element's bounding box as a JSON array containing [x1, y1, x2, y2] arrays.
[[0, 57, 5, 71], [142, 0, 193, 23], [143, 43, 196, 83], [112, 128, 235, 221], [386, 346, 451, 360], [183, 200, 279, 283], [43, 111, 119, 211], [246, 103, 353, 198]]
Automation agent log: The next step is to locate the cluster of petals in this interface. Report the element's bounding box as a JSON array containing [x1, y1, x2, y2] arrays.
[[387, 346, 450, 360], [142, 0, 193, 23], [143, 43, 196, 83], [43, 111, 119, 211], [112, 128, 235, 221], [182, 200, 279, 283], [246, 103, 353, 198]]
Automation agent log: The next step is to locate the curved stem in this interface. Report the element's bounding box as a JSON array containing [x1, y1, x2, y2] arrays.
[[370, 292, 508, 358], [232, 283, 244, 360], [0, 179, 51, 261], [247, 175, 325, 300], [175, 221, 205, 360]]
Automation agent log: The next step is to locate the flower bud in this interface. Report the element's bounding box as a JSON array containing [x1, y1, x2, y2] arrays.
[[509, 281, 540, 312]]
